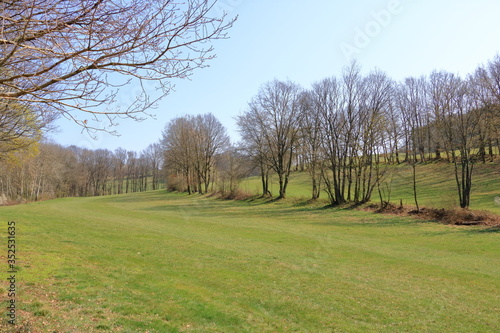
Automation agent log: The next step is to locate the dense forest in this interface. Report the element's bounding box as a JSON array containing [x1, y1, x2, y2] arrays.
[[0, 143, 163, 204], [1, 56, 499, 209]]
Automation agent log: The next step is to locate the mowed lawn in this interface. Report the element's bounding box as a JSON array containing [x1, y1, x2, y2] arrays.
[[241, 161, 500, 214], [0, 191, 499, 332]]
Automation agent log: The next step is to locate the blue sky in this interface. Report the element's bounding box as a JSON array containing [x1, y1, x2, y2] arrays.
[[49, 0, 500, 152]]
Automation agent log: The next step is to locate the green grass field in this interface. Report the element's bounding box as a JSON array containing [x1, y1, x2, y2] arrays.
[[1, 191, 499, 332], [241, 161, 500, 214]]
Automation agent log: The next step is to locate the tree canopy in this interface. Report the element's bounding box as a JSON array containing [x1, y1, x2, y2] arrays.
[[0, 0, 235, 135]]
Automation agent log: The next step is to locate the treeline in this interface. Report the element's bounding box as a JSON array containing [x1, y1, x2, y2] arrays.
[[160, 56, 500, 209], [0, 143, 163, 204], [161, 113, 251, 196], [236, 57, 500, 208], [1, 56, 499, 209]]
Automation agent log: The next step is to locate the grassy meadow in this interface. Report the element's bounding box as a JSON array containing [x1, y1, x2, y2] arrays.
[[0, 189, 499, 332], [241, 161, 500, 214]]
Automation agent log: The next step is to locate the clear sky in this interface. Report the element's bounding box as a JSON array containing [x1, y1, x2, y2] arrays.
[[49, 0, 500, 152]]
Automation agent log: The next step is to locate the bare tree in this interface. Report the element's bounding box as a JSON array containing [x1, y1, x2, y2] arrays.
[[475, 55, 500, 155], [144, 143, 164, 191], [428, 71, 485, 209], [357, 70, 393, 203], [162, 116, 195, 193], [125, 151, 138, 193], [450, 77, 483, 208], [298, 90, 323, 200], [0, 0, 235, 134], [192, 113, 229, 194], [113, 148, 128, 194], [317, 66, 393, 206], [317, 62, 372, 206], [340, 62, 364, 203], [385, 97, 403, 164], [396, 76, 428, 211], [216, 145, 251, 196], [241, 80, 303, 199], [314, 76, 345, 205], [162, 113, 228, 194], [470, 69, 495, 162], [236, 108, 273, 197], [484, 54, 500, 103]]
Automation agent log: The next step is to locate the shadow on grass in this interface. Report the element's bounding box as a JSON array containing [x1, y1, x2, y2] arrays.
[[244, 195, 279, 205], [460, 226, 500, 234], [100, 190, 173, 203], [135, 191, 500, 233], [309, 216, 422, 228]]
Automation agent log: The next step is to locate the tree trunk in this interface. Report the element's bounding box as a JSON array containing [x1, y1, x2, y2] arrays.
[[412, 160, 419, 212]]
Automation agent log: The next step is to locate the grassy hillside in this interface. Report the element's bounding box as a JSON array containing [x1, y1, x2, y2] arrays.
[[241, 161, 500, 214], [1, 191, 499, 332]]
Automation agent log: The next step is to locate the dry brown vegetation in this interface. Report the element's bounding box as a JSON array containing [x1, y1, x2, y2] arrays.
[[367, 202, 500, 227]]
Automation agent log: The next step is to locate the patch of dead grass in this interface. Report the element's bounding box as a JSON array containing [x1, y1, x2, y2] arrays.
[[366, 203, 500, 227]]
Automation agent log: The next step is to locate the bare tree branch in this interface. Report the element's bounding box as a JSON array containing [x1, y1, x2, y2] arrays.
[[0, 0, 235, 134]]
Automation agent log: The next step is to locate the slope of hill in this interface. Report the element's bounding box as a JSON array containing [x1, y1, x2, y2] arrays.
[[0, 191, 498, 332], [241, 161, 500, 214]]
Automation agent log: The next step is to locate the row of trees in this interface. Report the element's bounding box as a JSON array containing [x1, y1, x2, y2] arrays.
[[1, 111, 248, 203], [237, 56, 500, 208], [2, 1, 497, 210], [161, 113, 250, 195], [1, 0, 235, 204], [0, 142, 163, 203], [1, 55, 499, 209]]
